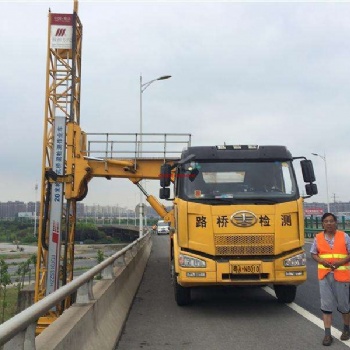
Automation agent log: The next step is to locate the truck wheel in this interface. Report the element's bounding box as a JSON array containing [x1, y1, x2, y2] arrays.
[[273, 284, 297, 303], [171, 260, 191, 306]]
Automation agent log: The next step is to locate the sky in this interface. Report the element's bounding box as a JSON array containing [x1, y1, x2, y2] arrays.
[[1, 0, 350, 209]]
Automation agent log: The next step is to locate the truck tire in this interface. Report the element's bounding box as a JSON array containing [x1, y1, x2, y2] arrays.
[[171, 259, 191, 306], [273, 284, 297, 303]]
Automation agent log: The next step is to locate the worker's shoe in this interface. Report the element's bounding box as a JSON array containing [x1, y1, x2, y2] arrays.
[[322, 335, 333, 346], [341, 330, 350, 341]]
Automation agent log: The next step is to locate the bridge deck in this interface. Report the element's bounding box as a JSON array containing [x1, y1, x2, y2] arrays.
[[115, 236, 348, 350]]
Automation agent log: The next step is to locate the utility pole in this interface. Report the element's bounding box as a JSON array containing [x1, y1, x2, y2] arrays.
[[34, 183, 38, 237], [311, 152, 330, 212], [139, 74, 171, 238], [333, 193, 337, 203]]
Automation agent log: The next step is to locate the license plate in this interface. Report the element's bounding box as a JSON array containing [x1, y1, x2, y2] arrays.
[[230, 264, 261, 274]]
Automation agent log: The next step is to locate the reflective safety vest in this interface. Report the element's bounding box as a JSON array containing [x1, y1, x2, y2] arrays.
[[316, 231, 350, 282]]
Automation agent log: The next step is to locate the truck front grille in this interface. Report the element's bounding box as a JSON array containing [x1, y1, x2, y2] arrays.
[[215, 234, 274, 256]]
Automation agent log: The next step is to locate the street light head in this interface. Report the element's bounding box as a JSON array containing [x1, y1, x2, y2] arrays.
[[141, 75, 172, 92], [157, 75, 172, 80], [312, 152, 326, 161]]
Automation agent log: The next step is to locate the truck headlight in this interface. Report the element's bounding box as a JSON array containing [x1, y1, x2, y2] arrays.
[[178, 254, 206, 268], [284, 253, 306, 267]]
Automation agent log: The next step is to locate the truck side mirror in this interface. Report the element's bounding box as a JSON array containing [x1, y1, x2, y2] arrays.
[[160, 187, 170, 199], [300, 160, 316, 183], [305, 183, 318, 196], [160, 164, 172, 187]]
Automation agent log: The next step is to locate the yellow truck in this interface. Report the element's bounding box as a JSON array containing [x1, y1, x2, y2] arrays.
[[159, 145, 318, 305]]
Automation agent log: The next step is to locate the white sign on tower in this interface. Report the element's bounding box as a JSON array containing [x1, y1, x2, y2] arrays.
[[50, 13, 73, 49], [46, 117, 66, 296]]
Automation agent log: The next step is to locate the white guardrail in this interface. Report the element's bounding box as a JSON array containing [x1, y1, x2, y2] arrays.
[[0, 233, 150, 349]]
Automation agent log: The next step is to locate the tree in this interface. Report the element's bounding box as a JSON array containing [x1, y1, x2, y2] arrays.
[[16, 261, 30, 291], [96, 249, 104, 280], [28, 254, 37, 284], [0, 259, 11, 323], [76, 222, 102, 242]]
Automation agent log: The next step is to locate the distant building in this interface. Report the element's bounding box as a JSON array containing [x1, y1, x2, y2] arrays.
[[304, 201, 350, 216], [17, 212, 35, 218], [3, 200, 348, 220], [0, 201, 155, 220], [0, 201, 82, 219], [0, 201, 29, 219]]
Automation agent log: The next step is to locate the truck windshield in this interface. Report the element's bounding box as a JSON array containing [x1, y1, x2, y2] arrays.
[[178, 161, 299, 204]]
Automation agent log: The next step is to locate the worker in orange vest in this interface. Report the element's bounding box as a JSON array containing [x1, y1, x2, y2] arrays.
[[310, 213, 350, 346]]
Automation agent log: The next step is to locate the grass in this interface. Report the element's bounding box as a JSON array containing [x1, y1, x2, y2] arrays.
[[0, 253, 34, 260], [1, 287, 19, 323], [0, 246, 118, 324]]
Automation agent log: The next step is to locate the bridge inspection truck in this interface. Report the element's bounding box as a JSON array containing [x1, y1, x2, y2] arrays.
[[34, 1, 318, 331], [159, 144, 317, 305]]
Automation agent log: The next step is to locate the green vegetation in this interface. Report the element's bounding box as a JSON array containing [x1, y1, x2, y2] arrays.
[[96, 249, 105, 280], [0, 219, 140, 322], [0, 220, 136, 245], [75, 222, 112, 243], [15, 255, 36, 290], [0, 259, 12, 323], [0, 254, 37, 323], [1, 287, 18, 322], [0, 220, 37, 244], [0, 253, 33, 260]]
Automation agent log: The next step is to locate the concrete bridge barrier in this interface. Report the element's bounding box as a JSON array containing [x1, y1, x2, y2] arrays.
[[35, 236, 152, 350]]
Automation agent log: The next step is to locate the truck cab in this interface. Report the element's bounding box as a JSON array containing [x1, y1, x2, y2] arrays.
[[160, 145, 317, 305]]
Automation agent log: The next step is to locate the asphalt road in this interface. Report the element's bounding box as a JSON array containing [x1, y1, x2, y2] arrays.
[[116, 236, 350, 350], [297, 241, 345, 331]]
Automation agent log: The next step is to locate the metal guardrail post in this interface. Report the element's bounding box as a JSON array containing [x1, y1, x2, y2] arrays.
[[102, 264, 114, 279], [76, 280, 94, 304], [2, 322, 36, 350], [115, 255, 126, 267]]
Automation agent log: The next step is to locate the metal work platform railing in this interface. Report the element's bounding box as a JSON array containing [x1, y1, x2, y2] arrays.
[[83, 132, 192, 161]]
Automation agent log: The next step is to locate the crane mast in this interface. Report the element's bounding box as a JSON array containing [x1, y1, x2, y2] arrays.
[[35, 1, 82, 331], [33, 0, 190, 333]]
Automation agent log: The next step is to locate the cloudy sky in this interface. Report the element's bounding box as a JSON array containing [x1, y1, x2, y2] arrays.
[[1, 0, 350, 209]]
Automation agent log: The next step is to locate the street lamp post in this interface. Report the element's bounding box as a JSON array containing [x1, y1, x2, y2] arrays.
[[138, 74, 171, 238], [312, 152, 330, 213], [34, 183, 38, 237]]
